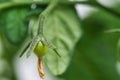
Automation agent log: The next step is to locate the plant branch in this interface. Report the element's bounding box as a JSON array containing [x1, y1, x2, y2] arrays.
[[0, 1, 120, 18], [0, 1, 48, 11], [93, 1, 120, 18], [0, 1, 89, 11], [61, 1, 120, 18], [68, 0, 120, 18]]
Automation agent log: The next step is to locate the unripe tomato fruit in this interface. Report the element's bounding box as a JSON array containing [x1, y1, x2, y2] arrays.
[[34, 41, 48, 57]]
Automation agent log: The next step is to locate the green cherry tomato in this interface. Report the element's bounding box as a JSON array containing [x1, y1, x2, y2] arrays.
[[34, 41, 48, 57]]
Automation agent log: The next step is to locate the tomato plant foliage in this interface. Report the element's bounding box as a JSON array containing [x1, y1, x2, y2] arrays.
[[0, 0, 120, 80]]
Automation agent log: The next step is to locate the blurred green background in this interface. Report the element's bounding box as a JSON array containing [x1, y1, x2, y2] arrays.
[[0, 0, 120, 80]]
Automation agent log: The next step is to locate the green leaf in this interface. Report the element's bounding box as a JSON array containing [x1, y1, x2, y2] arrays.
[[42, 5, 82, 75], [4, 8, 28, 45], [61, 8, 120, 80], [82, 6, 120, 61], [62, 34, 120, 80]]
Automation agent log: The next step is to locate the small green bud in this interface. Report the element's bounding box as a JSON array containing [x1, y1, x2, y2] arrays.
[[34, 41, 48, 57]]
